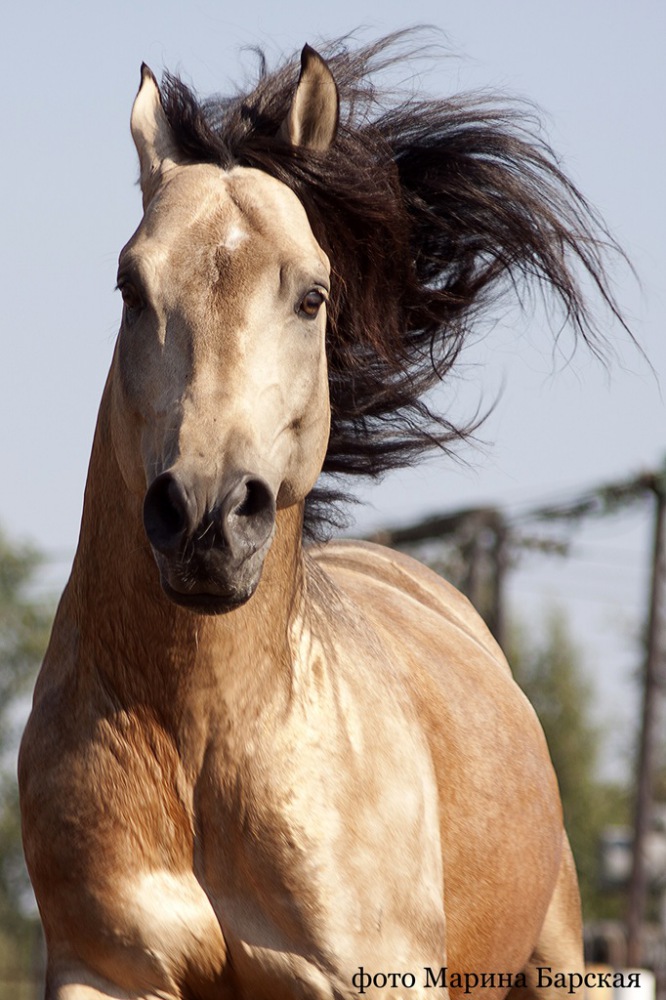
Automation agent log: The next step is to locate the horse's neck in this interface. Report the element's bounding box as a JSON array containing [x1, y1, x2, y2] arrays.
[[63, 386, 306, 717]]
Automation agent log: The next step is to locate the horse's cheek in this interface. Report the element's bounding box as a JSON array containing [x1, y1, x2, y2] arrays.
[[278, 406, 330, 508]]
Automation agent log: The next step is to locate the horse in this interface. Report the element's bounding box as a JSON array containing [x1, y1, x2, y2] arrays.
[[19, 34, 624, 1000]]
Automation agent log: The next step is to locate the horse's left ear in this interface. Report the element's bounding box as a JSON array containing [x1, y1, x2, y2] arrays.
[[280, 45, 339, 152], [130, 64, 180, 207]]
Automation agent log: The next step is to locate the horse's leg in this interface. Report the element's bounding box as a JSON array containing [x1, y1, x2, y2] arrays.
[[47, 987, 135, 1000], [505, 835, 584, 1000], [45, 961, 179, 1000]]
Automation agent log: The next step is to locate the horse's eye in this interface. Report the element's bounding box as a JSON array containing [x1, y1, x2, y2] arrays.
[[117, 278, 145, 324], [299, 289, 327, 319]]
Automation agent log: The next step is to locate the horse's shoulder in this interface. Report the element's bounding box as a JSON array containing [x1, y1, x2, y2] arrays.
[[308, 538, 510, 675]]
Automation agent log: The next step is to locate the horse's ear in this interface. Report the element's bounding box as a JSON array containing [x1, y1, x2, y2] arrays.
[[279, 45, 339, 152], [130, 65, 179, 207]]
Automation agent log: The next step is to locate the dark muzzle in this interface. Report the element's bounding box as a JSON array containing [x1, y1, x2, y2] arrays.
[[143, 470, 276, 613]]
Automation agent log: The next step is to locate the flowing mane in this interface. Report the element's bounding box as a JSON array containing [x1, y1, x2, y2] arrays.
[[158, 32, 624, 534]]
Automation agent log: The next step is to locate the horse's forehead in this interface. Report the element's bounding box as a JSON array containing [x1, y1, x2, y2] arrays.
[[141, 164, 324, 268]]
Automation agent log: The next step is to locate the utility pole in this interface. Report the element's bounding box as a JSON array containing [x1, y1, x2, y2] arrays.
[[488, 517, 508, 651], [626, 465, 666, 967], [369, 506, 508, 646]]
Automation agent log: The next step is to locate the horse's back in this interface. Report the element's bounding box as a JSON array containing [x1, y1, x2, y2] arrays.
[[312, 539, 566, 981]]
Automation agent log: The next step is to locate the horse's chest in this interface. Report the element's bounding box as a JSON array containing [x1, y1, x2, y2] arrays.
[[187, 708, 447, 997]]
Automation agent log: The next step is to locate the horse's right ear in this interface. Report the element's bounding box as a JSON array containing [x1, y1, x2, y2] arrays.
[[279, 45, 339, 152], [130, 65, 179, 208]]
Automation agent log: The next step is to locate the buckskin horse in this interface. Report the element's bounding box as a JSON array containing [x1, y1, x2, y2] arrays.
[[19, 35, 624, 1000]]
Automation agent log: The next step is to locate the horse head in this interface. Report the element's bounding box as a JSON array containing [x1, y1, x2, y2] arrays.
[[110, 49, 338, 613]]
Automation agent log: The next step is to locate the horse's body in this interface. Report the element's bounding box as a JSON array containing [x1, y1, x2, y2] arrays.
[[19, 36, 618, 999]]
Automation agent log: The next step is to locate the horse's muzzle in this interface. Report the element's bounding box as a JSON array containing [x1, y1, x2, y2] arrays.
[[143, 470, 276, 613]]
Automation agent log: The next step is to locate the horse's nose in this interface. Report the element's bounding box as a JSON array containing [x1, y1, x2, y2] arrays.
[[143, 472, 195, 555], [143, 471, 276, 559], [220, 476, 275, 547], [220, 475, 276, 559]]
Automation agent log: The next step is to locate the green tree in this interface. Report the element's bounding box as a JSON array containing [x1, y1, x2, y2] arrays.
[[507, 610, 629, 920], [0, 528, 53, 988]]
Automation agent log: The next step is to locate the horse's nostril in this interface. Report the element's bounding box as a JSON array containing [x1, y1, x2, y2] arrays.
[[224, 476, 276, 555], [234, 479, 274, 519], [143, 473, 191, 553]]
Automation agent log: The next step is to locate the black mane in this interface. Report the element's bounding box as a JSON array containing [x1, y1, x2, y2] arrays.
[[159, 32, 627, 537]]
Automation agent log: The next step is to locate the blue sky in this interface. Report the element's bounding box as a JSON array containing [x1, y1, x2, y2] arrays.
[[1, 1, 664, 770]]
